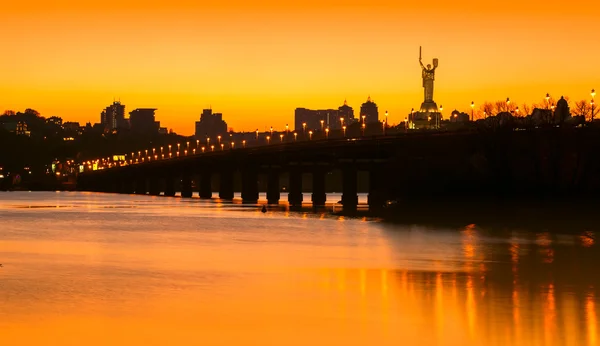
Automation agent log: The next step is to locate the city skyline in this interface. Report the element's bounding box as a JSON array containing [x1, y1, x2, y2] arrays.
[[2, 0, 598, 135]]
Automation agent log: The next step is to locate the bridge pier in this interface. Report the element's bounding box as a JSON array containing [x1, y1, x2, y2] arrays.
[[288, 169, 303, 206], [199, 171, 212, 199], [121, 179, 135, 194], [311, 167, 327, 207], [181, 172, 193, 198], [241, 168, 259, 202], [148, 176, 161, 196], [164, 175, 176, 197], [266, 170, 280, 204], [134, 176, 147, 195], [342, 166, 358, 213], [368, 167, 387, 211], [219, 169, 234, 200]]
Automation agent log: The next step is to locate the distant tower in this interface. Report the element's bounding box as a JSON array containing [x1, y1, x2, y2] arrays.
[[360, 96, 379, 123]]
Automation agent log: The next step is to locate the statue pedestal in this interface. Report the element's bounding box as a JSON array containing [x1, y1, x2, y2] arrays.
[[419, 101, 439, 113]]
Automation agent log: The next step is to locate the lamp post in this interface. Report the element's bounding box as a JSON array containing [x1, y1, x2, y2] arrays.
[[342, 126, 346, 137], [242, 140, 246, 148], [320, 120, 324, 132], [256, 129, 259, 140], [309, 130, 313, 140], [302, 122, 307, 138], [294, 132, 297, 141], [362, 115, 366, 124], [168, 145, 172, 153], [592, 89, 596, 122], [266, 136, 270, 144], [470, 101, 475, 121], [177, 143, 180, 151], [201, 147, 205, 153], [340, 117, 344, 131], [280, 134, 284, 142], [385, 110, 388, 127], [220, 143, 224, 151], [196, 139, 199, 148], [206, 137, 210, 147], [231, 142, 235, 149], [217, 135, 221, 145], [285, 124, 289, 134], [361, 123, 366, 136], [211, 145, 214, 151], [325, 128, 329, 139]]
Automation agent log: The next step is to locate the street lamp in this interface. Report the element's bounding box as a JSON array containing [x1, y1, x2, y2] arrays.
[[325, 127, 329, 139], [207, 137, 210, 146], [362, 115, 366, 124], [201, 146, 205, 153], [470, 101, 475, 121], [217, 135, 221, 145], [320, 120, 324, 131], [280, 134, 284, 142], [342, 126, 346, 137], [177, 143, 180, 151], [184, 149, 188, 156], [242, 140, 246, 148], [286, 124, 289, 133], [294, 132, 297, 141], [266, 135, 271, 144], [256, 129, 259, 139], [309, 130, 313, 140], [196, 139, 199, 148], [211, 145, 215, 151], [340, 117, 344, 129], [231, 142, 235, 149], [302, 122, 307, 137], [592, 89, 596, 122], [361, 123, 366, 136]]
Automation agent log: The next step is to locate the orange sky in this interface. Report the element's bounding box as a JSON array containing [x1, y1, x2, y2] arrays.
[[1, 0, 598, 135]]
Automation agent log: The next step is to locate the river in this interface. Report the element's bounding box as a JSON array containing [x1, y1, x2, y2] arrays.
[[0, 192, 598, 345]]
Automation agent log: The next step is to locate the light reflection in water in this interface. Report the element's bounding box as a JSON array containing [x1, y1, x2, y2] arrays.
[[0, 192, 599, 346]]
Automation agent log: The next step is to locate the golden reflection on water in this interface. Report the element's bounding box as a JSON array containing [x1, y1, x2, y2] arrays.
[[1, 193, 600, 346]]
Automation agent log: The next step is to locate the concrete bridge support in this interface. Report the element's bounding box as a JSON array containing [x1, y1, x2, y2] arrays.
[[199, 171, 212, 199], [241, 168, 259, 202], [342, 166, 358, 212], [181, 172, 193, 198], [311, 168, 327, 207], [134, 176, 147, 195], [368, 167, 387, 211], [288, 169, 303, 206], [164, 175, 176, 197], [148, 176, 161, 196], [219, 169, 234, 200], [266, 170, 280, 204], [120, 179, 135, 194]]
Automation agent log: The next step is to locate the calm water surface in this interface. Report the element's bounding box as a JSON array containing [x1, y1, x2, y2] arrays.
[[0, 192, 598, 346]]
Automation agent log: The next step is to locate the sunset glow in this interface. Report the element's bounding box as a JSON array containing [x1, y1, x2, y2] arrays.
[[1, 0, 598, 134]]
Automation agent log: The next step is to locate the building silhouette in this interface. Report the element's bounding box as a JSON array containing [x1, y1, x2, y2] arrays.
[[129, 108, 160, 135], [195, 109, 228, 139], [360, 96, 379, 124], [101, 101, 126, 133], [294, 100, 356, 131]]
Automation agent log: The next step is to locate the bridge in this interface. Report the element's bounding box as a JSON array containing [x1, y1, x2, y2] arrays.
[[77, 127, 600, 212]]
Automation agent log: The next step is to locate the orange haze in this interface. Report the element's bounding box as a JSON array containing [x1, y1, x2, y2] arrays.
[[1, 0, 598, 135]]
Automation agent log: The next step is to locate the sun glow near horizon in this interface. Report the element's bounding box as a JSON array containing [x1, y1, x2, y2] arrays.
[[1, 0, 598, 135]]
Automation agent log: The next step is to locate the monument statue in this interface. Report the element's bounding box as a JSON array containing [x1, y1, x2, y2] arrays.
[[419, 46, 438, 104]]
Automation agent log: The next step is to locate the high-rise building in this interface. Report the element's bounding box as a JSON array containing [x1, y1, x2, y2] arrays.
[[195, 109, 228, 139], [129, 108, 159, 135], [360, 96, 379, 124], [101, 101, 126, 133], [294, 100, 356, 131]]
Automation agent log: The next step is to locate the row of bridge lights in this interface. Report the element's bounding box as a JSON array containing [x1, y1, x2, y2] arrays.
[[95, 113, 390, 169]]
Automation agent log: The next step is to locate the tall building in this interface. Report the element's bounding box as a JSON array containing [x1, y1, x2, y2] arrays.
[[294, 100, 356, 131], [195, 109, 228, 139], [129, 108, 159, 135], [360, 96, 379, 124], [101, 101, 126, 133]]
